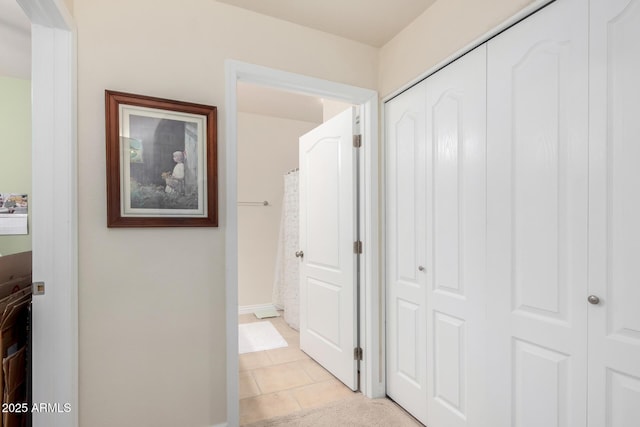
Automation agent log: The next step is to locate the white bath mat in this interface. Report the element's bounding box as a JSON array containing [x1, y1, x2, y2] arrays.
[[238, 321, 288, 354]]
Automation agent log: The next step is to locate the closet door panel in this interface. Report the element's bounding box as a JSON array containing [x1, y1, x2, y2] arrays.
[[425, 45, 487, 427], [486, 0, 589, 426], [385, 80, 428, 424], [511, 44, 565, 319], [432, 95, 463, 296], [588, 0, 640, 424]]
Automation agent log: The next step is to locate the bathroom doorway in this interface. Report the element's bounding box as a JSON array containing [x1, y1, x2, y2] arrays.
[[235, 82, 358, 424], [225, 60, 381, 426]]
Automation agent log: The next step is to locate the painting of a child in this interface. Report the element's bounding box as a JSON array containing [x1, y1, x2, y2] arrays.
[[162, 151, 185, 194]]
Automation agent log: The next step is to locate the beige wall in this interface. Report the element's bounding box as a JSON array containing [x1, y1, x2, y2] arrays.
[[63, 0, 73, 15], [74, 0, 377, 425], [0, 76, 31, 256], [322, 99, 353, 122], [237, 112, 318, 307], [378, 0, 535, 97]]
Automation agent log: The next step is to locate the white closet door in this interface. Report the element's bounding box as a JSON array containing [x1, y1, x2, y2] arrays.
[[588, 0, 640, 425], [425, 45, 487, 427], [385, 80, 428, 424], [486, 0, 589, 426]]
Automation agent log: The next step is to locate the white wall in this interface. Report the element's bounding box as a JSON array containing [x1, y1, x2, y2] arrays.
[[74, 0, 377, 425], [237, 112, 318, 307], [0, 75, 31, 256], [378, 0, 535, 97]]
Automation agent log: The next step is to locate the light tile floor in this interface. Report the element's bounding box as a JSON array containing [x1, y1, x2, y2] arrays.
[[238, 313, 358, 425]]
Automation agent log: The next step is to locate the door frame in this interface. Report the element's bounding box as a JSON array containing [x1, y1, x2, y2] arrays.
[[225, 60, 381, 426], [16, 1, 78, 426]]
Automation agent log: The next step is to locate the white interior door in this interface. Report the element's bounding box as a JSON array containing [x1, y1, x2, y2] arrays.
[[299, 107, 358, 391], [425, 45, 487, 427], [385, 80, 428, 424], [588, 0, 640, 424], [486, 0, 589, 426]]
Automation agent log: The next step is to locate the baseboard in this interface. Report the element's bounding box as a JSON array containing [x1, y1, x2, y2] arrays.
[[238, 303, 278, 315], [210, 423, 227, 427]]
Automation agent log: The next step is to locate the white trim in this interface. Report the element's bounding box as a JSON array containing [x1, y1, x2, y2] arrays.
[[17, 0, 73, 28], [378, 101, 388, 400], [18, 1, 78, 426], [225, 60, 380, 426], [358, 94, 382, 399], [381, 0, 556, 102], [237, 303, 279, 315]]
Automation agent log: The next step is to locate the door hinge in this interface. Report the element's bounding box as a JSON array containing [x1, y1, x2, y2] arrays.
[[353, 134, 362, 148], [354, 347, 363, 361], [353, 240, 363, 254], [32, 281, 45, 295]]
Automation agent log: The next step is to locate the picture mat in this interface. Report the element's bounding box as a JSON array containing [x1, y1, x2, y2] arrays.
[[119, 104, 208, 217]]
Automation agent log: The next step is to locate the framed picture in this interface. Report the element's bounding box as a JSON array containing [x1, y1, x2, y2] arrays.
[[105, 90, 218, 227]]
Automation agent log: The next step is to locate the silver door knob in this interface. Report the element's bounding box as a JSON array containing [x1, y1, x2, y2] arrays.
[[295, 250, 304, 258], [418, 266, 425, 272], [588, 295, 600, 305]]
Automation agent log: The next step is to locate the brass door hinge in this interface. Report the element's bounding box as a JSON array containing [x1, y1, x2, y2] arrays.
[[354, 347, 363, 361], [353, 134, 362, 148]]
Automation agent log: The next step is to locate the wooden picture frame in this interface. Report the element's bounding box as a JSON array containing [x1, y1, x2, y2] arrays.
[[105, 90, 218, 227]]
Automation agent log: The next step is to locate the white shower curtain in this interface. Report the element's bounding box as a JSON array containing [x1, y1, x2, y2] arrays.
[[272, 170, 300, 330]]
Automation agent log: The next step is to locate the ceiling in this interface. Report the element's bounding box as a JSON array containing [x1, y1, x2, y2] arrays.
[[0, 0, 31, 79], [238, 83, 324, 123], [217, 0, 436, 47]]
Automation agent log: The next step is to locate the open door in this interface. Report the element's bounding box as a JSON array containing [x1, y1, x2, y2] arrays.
[[298, 107, 359, 391]]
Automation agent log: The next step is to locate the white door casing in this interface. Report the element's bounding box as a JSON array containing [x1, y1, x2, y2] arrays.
[[16, 1, 78, 426], [299, 107, 358, 391], [425, 45, 487, 427], [588, 0, 640, 424], [486, 0, 589, 426], [225, 61, 380, 426], [385, 80, 428, 424]]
